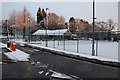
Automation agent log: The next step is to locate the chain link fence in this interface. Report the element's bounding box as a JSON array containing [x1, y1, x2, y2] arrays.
[[30, 30, 120, 60]]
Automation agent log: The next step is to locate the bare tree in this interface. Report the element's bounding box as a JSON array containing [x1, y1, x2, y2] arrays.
[[95, 19, 116, 31], [8, 6, 36, 37], [9, 7, 36, 28], [76, 19, 90, 32], [107, 19, 116, 31], [57, 16, 65, 29], [95, 21, 108, 31], [47, 13, 65, 30], [69, 17, 90, 32]]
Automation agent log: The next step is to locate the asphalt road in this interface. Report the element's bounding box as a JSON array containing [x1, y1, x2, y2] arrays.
[[2, 48, 51, 79], [16, 45, 120, 79], [0, 52, 2, 80]]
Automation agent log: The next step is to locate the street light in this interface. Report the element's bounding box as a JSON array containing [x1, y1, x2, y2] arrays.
[[45, 8, 49, 47], [12, 22, 16, 40], [10, 25, 12, 40], [23, 13, 26, 40], [6, 20, 9, 41], [28, 17, 30, 43], [92, 0, 95, 56]]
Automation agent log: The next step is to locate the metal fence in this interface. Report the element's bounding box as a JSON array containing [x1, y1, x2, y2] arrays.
[[8, 30, 119, 60], [29, 31, 119, 58]]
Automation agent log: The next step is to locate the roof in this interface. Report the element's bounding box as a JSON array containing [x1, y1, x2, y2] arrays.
[[32, 29, 68, 35]]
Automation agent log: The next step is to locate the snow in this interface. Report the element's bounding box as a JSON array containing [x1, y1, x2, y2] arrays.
[[8, 38, 119, 62], [28, 40, 119, 62], [38, 70, 73, 79], [50, 70, 73, 79], [4, 49, 30, 61], [0, 42, 7, 48], [0, 35, 7, 38], [0, 35, 14, 39], [32, 29, 67, 35], [38, 71, 44, 74], [0, 41, 30, 61]]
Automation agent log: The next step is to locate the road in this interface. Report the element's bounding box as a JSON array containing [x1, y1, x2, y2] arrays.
[[0, 52, 2, 80], [16, 45, 119, 79], [2, 47, 50, 79]]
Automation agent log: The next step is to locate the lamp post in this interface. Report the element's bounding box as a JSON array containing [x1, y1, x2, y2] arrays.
[[45, 8, 49, 47], [28, 17, 30, 43], [6, 20, 9, 41], [10, 25, 12, 40], [12, 22, 15, 41], [92, 0, 95, 56]]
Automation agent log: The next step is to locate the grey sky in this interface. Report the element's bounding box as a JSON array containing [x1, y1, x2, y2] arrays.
[[0, 2, 2, 20], [1, 2, 118, 23]]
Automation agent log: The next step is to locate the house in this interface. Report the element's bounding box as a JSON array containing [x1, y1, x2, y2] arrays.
[[31, 29, 73, 41]]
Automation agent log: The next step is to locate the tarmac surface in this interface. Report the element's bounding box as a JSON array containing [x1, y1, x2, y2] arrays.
[[2, 48, 50, 79], [1, 45, 120, 80]]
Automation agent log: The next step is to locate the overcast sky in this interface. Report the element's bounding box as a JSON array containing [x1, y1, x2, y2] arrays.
[[1, 1, 118, 23]]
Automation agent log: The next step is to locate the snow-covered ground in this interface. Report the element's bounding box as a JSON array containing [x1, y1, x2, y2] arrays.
[[0, 42, 30, 61], [0, 42, 7, 49], [0, 35, 14, 39], [4, 49, 30, 61], [50, 70, 74, 79], [28, 40, 119, 62], [0, 35, 7, 38], [9, 38, 119, 62]]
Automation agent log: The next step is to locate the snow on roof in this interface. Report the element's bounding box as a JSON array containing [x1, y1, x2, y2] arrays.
[[32, 29, 68, 35]]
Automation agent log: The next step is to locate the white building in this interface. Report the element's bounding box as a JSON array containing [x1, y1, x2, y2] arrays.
[[32, 29, 68, 36], [32, 29, 73, 40]]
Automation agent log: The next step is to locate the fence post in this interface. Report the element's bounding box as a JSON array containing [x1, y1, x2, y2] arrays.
[[96, 32, 98, 56], [39, 34, 41, 41], [53, 33, 55, 48], [77, 32, 79, 53], [35, 35, 36, 42], [63, 34, 65, 50]]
